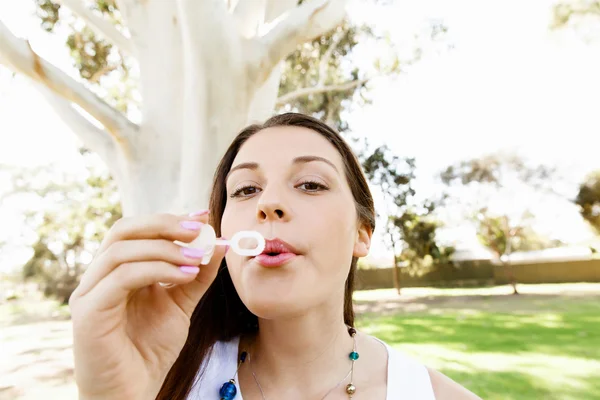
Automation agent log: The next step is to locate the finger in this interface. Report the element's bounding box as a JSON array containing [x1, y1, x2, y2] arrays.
[[86, 261, 201, 311], [168, 240, 228, 317], [96, 212, 209, 256], [75, 239, 208, 297]]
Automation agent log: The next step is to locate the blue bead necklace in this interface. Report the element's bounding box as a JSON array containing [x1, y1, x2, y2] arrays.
[[219, 326, 360, 399], [219, 350, 247, 400]]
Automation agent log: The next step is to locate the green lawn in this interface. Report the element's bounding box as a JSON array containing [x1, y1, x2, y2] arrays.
[[1, 283, 598, 399], [356, 284, 600, 400]]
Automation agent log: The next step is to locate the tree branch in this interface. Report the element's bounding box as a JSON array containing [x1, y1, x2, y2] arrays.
[[318, 30, 344, 86], [0, 21, 138, 146], [254, 0, 349, 85], [58, 0, 133, 55], [276, 77, 369, 106], [233, 0, 267, 38], [37, 85, 118, 167], [265, 0, 298, 23]]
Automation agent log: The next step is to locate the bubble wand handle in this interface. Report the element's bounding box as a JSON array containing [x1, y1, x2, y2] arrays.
[[215, 231, 265, 256]]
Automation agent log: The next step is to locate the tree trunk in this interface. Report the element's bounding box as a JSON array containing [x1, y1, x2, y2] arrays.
[[389, 233, 401, 295], [0, 0, 349, 216], [503, 237, 519, 295]]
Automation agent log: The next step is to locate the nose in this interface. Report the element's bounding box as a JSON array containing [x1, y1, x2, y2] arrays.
[[256, 185, 291, 223]]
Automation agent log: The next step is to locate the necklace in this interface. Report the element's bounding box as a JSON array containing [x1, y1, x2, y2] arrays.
[[248, 326, 359, 400], [219, 326, 359, 400], [250, 354, 353, 400]]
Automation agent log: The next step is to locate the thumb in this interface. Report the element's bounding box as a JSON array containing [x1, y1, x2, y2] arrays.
[[168, 241, 228, 318]]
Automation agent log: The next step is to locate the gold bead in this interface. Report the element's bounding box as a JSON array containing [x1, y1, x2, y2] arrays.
[[346, 383, 356, 395]]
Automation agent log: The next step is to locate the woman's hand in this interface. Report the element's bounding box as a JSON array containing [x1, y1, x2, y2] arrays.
[[69, 212, 226, 400]]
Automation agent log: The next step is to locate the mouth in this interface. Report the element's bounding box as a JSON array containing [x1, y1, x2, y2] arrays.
[[252, 238, 300, 268]]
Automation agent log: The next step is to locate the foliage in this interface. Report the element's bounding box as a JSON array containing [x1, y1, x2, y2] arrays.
[[552, 0, 600, 28], [277, 21, 368, 132], [440, 152, 556, 190], [32, 0, 382, 129], [575, 170, 600, 235], [474, 208, 561, 258], [1, 149, 121, 303], [33, 1, 441, 131], [34, 0, 137, 113], [441, 152, 560, 255], [361, 145, 453, 277], [392, 210, 454, 275], [20, 0, 444, 299]]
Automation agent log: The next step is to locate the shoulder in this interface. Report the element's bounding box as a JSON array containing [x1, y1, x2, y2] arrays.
[[426, 367, 482, 400], [186, 337, 241, 399]]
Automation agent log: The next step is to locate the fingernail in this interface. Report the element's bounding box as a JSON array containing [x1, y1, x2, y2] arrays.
[[179, 266, 200, 274], [180, 221, 203, 231], [189, 210, 209, 217], [182, 247, 205, 259]]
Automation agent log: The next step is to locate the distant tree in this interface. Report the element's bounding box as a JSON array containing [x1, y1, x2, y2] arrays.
[[440, 152, 556, 191], [575, 170, 600, 235], [0, 149, 121, 303], [361, 145, 453, 293], [474, 208, 561, 294], [392, 208, 455, 276], [441, 152, 562, 294], [552, 0, 600, 43], [552, 0, 600, 28]]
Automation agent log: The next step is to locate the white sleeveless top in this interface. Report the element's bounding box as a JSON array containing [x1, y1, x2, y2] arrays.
[[186, 335, 436, 399]]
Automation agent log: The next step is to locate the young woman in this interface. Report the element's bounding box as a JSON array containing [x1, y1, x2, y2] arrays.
[[69, 113, 481, 399]]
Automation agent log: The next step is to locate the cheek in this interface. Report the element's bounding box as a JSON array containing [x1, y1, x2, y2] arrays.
[[220, 203, 242, 238], [308, 198, 357, 258]]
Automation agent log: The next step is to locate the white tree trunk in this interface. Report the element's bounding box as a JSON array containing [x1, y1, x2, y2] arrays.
[[0, 0, 349, 216]]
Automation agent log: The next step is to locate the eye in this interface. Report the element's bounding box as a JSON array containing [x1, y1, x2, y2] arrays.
[[230, 184, 261, 198], [297, 180, 329, 192]]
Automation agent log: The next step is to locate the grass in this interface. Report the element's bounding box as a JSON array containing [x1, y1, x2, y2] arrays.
[[1, 283, 599, 399], [355, 284, 600, 400]]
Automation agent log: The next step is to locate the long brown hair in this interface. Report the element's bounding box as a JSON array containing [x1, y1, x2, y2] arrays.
[[157, 113, 376, 399]]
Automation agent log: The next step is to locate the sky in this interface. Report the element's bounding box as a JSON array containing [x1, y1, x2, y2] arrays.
[[0, 0, 599, 271]]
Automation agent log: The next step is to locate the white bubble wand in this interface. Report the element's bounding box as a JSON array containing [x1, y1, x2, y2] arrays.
[[176, 224, 265, 265]]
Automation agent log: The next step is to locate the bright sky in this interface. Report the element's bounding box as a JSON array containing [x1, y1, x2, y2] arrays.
[[1, 0, 599, 271]]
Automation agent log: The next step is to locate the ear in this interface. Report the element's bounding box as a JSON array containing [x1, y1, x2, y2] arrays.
[[352, 222, 372, 258]]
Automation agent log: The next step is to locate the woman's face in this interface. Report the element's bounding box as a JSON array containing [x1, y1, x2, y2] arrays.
[[221, 126, 371, 319]]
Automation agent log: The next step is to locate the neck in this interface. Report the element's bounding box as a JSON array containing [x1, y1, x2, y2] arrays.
[[247, 296, 355, 394]]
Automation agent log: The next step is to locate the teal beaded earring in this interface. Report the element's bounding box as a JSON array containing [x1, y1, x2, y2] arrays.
[[346, 327, 359, 397]]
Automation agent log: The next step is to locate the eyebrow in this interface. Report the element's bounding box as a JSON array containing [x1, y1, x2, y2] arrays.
[[226, 155, 339, 182]]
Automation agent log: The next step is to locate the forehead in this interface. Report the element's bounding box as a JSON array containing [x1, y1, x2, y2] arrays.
[[233, 126, 344, 167]]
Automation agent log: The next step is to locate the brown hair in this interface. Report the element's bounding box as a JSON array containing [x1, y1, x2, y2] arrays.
[[156, 113, 375, 399]]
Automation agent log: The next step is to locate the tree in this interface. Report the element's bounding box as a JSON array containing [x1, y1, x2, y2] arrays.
[[441, 152, 562, 294], [392, 209, 454, 276], [551, 0, 600, 43], [0, 149, 121, 303], [552, 0, 600, 28], [361, 145, 453, 293], [474, 208, 561, 295], [440, 152, 556, 191], [0, 0, 376, 216], [575, 170, 600, 235], [2, 1, 450, 301]]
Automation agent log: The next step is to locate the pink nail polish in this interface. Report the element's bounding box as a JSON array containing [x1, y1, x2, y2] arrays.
[[179, 266, 200, 274], [189, 210, 210, 217], [180, 221, 203, 231], [182, 247, 205, 259]]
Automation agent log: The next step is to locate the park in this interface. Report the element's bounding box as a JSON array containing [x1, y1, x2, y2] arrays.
[[1, 0, 599, 399]]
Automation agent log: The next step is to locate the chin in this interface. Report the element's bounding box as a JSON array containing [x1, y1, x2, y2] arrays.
[[242, 289, 305, 320]]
